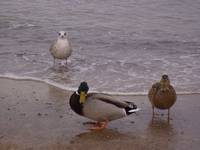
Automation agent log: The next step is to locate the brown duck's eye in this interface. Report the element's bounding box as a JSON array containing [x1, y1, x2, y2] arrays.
[[162, 75, 168, 79]]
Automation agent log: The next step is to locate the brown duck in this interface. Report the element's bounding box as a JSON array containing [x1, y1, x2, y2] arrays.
[[148, 75, 177, 121]]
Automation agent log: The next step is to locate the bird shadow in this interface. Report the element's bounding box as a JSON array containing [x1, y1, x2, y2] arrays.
[[73, 128, 126, 140], [68, 128, 133, 148]]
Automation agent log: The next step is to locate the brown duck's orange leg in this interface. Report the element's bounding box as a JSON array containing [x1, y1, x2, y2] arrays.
[[89, 119, 109, 131], [151, 106, 155, 123], [167, 109, 170, 123], [152, 106, 155, 117], [53, 58, 55, 65]]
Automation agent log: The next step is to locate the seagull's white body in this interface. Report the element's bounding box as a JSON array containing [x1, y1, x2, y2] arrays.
[[49, 31, 72, 64]]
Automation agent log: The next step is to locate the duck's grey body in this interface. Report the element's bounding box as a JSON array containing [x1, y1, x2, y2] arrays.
[[69, 92, 139, 122], [69, 82, 139, 129], [49, 31, 72, 63], [83, 93, 127, 122]]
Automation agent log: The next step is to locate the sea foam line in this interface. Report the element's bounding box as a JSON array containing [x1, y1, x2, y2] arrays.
[[0, 74, 200, 96], [0, 73, 76, 92]]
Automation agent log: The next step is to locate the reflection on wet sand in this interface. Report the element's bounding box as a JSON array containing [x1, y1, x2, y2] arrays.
[[69, 129, 137, 150], [146, 119, 176, 150], [148, 119, 174, 135], [69, 123, 175, 150]]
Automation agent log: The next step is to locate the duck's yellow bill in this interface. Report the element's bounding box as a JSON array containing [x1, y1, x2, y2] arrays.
[[80, 92, 86, 103]]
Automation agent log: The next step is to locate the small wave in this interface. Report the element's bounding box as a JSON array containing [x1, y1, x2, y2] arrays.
[[0, 52, 13, 55], [0, 73, 148, 95], [179, 54, 200, 59], [0, 74, 200, 96], [0, 73, 77, 91], [22, 55, 29, 61], [9, 22, 37, 29]]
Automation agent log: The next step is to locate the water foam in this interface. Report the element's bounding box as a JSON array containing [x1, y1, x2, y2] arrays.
[[10, 22, 36, 29], [0, 73, 76, 92], [0, 73, 200, 96]]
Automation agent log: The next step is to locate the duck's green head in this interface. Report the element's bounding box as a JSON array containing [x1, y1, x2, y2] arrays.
[[160, 74, 170, 91], [78, 82, 89, 103]]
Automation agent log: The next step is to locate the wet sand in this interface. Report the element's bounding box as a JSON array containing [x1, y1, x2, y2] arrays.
[[0, 78, 200, 150]]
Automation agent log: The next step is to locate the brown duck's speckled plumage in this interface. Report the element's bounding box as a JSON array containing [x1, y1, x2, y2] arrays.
[[148, 82, 177, 109], [148, 75, 177, 121]]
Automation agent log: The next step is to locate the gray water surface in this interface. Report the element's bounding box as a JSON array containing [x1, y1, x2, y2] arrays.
[[0, 0, 200, 94]]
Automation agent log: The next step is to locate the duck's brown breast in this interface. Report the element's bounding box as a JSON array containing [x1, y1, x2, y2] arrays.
[[148, 85, 177, 109], [154, 90, 176, 109]]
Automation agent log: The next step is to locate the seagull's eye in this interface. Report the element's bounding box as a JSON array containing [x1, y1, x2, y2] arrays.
[[58, 32, 61, 36], [64, 32, 66, 36]]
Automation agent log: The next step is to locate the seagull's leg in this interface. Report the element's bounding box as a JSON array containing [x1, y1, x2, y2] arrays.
[[60, 60, 65, 66], [65, 59, 68, 65], [53, 58, 56, 66]]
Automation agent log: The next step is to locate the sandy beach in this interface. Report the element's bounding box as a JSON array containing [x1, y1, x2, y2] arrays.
[[0, 78, 200, 150]]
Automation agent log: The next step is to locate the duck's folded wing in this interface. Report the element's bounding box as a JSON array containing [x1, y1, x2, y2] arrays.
[[83, 96, 127, 122], [169, 85, 176, 94], [169, 85, 177, 99], [87, 93, 129, 108], [148, 82, 160, 100]]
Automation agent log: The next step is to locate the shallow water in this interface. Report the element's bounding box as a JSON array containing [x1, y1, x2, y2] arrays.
[[0, 0, 200, 94]]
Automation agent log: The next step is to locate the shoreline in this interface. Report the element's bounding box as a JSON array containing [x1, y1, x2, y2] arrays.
[[0, 78, 200, 150], [0, 76, 199, 96]]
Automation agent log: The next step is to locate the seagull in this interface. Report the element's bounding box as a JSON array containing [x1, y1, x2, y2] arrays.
[[148, 75, 177, 122], [49, 31, 72, 65]]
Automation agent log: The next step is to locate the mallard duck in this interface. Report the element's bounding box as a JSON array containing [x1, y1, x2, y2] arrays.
[[49, 31, 72, 65], [69, 82, 140, 130], [148, 75, 177, 121]]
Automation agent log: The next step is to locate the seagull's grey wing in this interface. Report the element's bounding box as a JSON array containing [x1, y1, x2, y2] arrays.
[[49, 40, 57, 53]]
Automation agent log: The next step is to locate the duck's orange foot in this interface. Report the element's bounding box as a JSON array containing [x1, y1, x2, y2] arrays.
[[83, 121, 98, 125], [89, 120, 108, 131]]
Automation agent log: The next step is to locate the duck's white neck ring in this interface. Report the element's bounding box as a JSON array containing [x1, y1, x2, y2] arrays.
[[75, 91, 88, 96], [75, 91, 79, 95]]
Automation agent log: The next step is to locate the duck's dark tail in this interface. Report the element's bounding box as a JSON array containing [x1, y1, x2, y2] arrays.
[[124, 101, 140, 115]]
